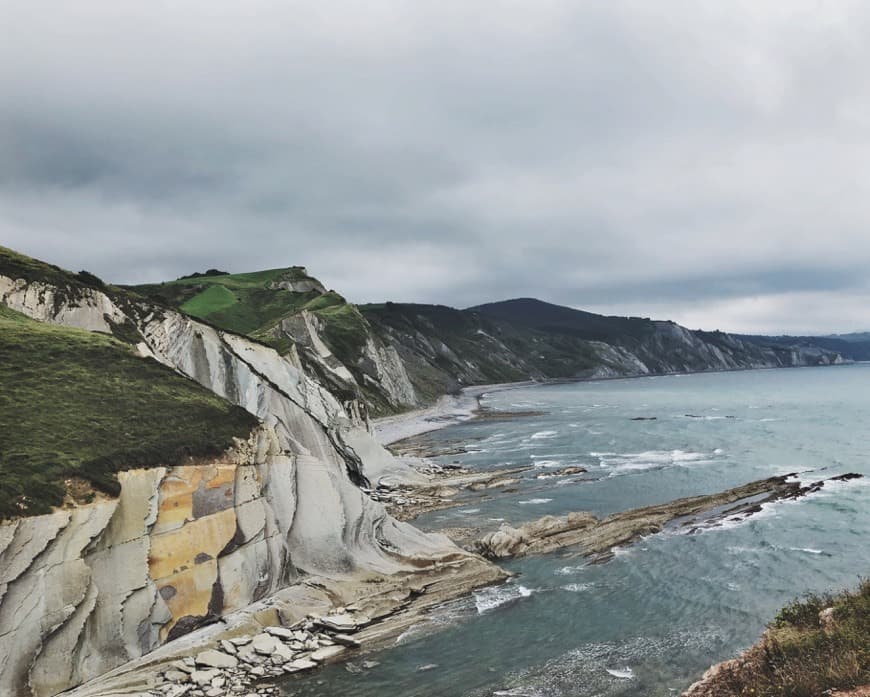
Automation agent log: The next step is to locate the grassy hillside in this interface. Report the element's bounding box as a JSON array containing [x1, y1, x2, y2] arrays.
[[0, 306, 257, 519], [688, 579, 869, 696], [131, 267, 327, 338], [132, 271, 378, 404]]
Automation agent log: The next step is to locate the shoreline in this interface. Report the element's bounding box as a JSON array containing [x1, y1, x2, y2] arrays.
[[372, 380, 537, 445]]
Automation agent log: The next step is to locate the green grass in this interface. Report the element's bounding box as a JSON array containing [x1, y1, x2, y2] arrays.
[[168, 267, 308, 289], [0, 307, 258, 519], [180, 283, 239, 317], [706, 580, 869, 696], [132, 268, 333, 345]]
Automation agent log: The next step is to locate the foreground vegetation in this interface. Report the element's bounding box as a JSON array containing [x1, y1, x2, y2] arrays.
[[0, 306, 257, 519], [691, 579, 869, 696]]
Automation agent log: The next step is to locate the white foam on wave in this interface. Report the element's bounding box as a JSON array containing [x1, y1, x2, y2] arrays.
[[554, 565, 583, 575], [531, 459, 562, 468], [789, 547, 824, 555], [530, 430, 558, 440], [593, 449, 717, 476], [519, 498, 553, 505], [605, 667, 634, 679], [474, 584, 536, 614], [561, 583, 594, 593]]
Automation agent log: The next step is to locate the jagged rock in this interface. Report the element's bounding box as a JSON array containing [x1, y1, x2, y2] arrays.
[[220, 639, 238, 654], [195, 649, 238, 669]]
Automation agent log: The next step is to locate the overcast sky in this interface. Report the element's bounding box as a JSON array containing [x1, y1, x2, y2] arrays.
[[3, 1, 870, 334]]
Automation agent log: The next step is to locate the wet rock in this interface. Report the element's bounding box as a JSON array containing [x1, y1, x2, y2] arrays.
[[332, 633, 361, 648], [310, 645, 345, 662], [285, 658, 317, 672]]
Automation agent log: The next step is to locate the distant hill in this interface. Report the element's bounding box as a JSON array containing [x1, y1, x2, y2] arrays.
[[360, 299, 846, 403], [825, 331, 870, 344], [738, 333, 870, 361], [468, 298, 655, 341]]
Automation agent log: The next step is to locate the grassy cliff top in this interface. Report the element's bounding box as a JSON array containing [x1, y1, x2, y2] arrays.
[[0, 306, 258, 519], [131, 269, 372, 371], [131, 268, 336, 337]]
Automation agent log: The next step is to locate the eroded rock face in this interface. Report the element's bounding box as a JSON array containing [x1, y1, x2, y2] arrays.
[[0, 276, 461, 696]]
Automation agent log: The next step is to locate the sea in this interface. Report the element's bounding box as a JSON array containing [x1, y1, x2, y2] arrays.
[[283, 364, 870, 696]]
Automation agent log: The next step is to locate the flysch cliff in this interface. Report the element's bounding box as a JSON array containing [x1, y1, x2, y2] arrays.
[[0, 249, 500, 697]]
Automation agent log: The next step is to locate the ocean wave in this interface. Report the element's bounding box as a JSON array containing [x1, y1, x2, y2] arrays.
[[531, 459, 562, 468], [474, 584, 536, 614], [530, 430, 558, 440], [519, 498, 553, 505], [561, 583, 594, 592], [788, 547, 824, 555], [605, 667, 634, 679]]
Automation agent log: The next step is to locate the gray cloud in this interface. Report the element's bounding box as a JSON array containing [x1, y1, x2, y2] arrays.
[[2, 1, 870, 334]]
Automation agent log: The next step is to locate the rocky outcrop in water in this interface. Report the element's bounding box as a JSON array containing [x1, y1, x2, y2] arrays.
[[471, 473, 862, 561]]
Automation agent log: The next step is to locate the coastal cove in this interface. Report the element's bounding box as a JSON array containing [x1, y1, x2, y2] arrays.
[[283, 365, 870, 697]]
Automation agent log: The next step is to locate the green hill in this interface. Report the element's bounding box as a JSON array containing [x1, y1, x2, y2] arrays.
[[0, 305, 257, 519], [131, 268, 376, 404]]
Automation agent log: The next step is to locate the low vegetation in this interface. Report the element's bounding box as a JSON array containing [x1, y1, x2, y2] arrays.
[[132, 268, 329, 343], [0, 306, 257, 519], [695, 579, 869, 696]]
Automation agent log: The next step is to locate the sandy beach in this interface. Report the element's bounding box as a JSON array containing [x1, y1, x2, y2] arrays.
[[372, 381, 537, 445]]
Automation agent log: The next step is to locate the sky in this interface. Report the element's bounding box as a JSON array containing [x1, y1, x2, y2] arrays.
[[3, 1, 870, 335]]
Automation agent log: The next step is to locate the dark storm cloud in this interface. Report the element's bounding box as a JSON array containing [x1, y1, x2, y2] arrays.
[[3, 1, 870, 334]]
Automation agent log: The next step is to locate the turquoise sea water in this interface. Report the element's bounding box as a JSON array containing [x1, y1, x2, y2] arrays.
[[284, 365, 870, 697]]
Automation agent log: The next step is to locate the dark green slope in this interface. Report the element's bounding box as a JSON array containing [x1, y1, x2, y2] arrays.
[[0, 305, 257, 519], [469, 297, 656, 341]]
